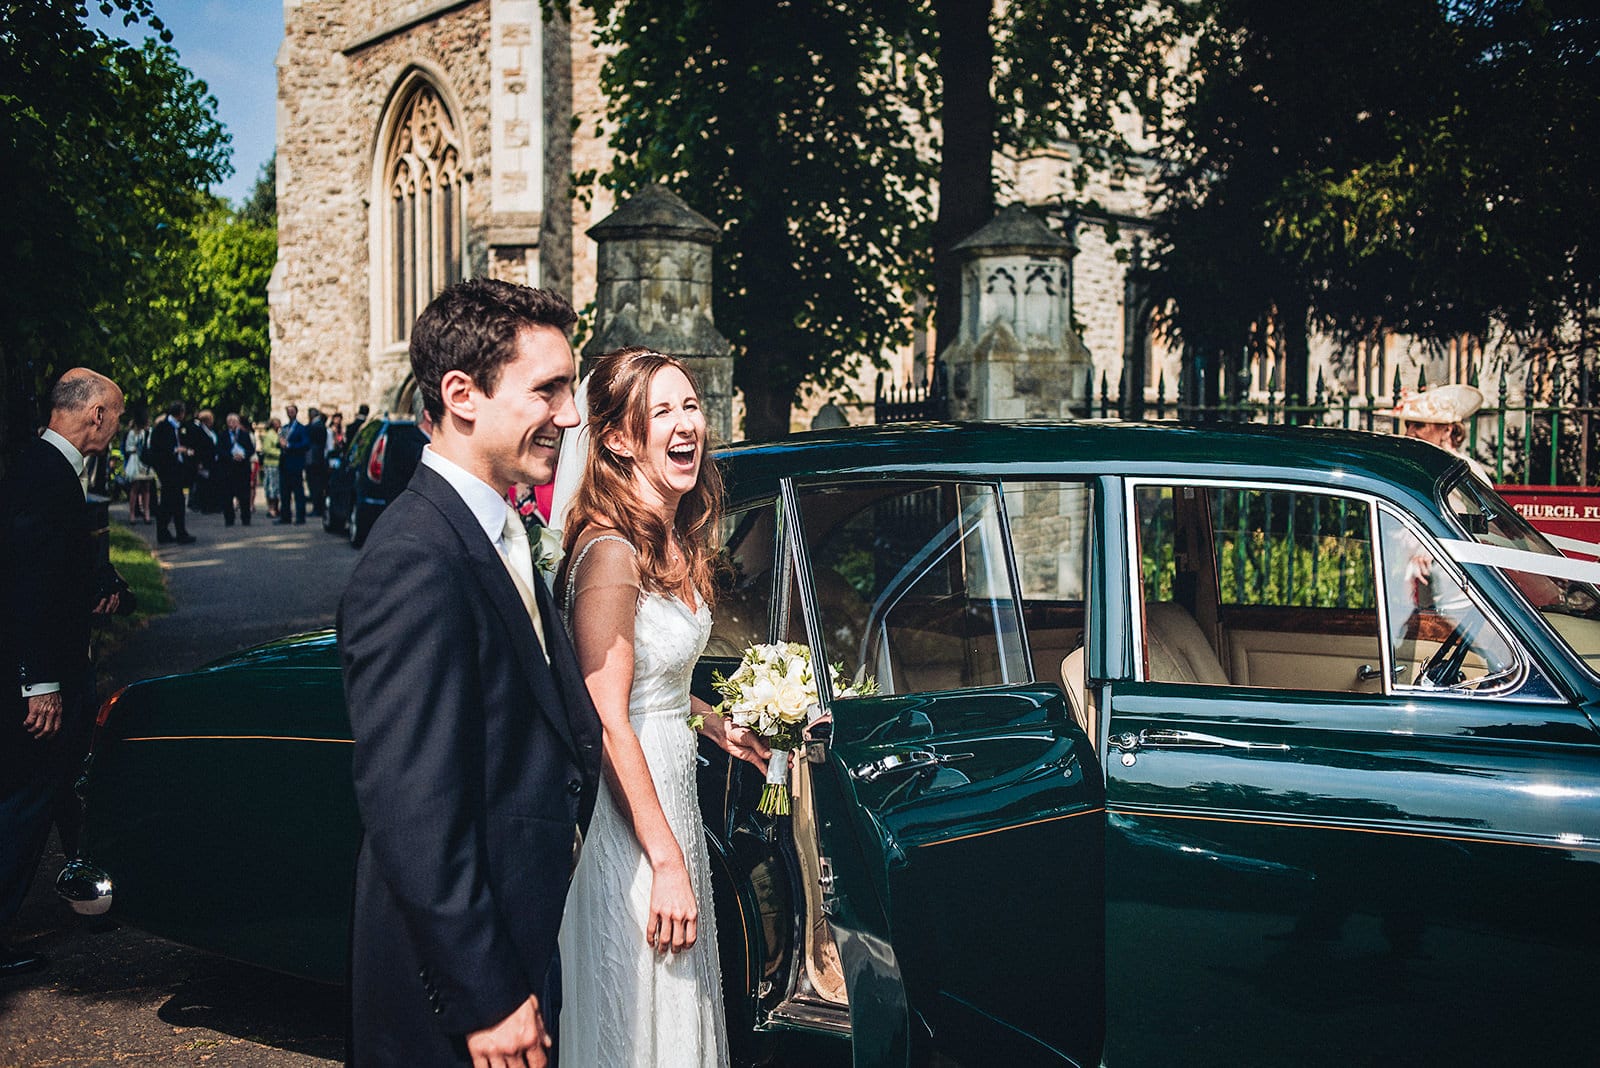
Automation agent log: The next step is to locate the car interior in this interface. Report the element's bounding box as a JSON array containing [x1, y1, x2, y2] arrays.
[[1132, 481, 1515, 695]]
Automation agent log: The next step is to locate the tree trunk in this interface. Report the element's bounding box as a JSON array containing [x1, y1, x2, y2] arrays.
[[1281, 299, 1310, 414], [932, 0, 996, 354], [736, 359, 801, 442]]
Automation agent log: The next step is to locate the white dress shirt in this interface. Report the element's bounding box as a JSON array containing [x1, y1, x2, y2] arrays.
[[419, 447, 547, 654]]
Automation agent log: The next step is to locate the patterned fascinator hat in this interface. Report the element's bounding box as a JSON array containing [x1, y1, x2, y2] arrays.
[[1386, 384, 1485, 425]]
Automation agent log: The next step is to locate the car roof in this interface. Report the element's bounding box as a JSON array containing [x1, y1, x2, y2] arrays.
[[716, 420, 1458, 504]]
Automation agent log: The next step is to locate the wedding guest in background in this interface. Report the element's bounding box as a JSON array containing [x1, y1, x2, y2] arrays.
[[188, 409, 220, 514], [218, 413, 255, 526], [346, 403, 370, 442], [148, 401, 197, 545], [259, 417, 281, 520], [1390, 384, 1493, 483], [278, 404, 309, 525], [306, 407, 329, 519], [122, 406, 155, 525], [1, 368, 128, 976]]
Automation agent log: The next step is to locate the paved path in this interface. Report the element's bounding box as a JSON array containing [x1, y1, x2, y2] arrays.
[[1, 495, 357, 1067], [102, 504, 359, 685]]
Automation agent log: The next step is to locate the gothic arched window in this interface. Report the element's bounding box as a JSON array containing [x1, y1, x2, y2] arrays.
[[384, 83, 465, 344]]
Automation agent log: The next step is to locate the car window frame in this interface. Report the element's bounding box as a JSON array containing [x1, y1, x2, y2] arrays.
[[1438, 471, 1600, 690], [1122, 474, 1549, 701], [780, 475, 1035, 705], [1375, 499, 1537, 698]]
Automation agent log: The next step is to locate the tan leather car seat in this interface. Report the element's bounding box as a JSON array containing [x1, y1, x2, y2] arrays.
[[1059, 645, 1094, 745], [1144, 602, 1230, 685]]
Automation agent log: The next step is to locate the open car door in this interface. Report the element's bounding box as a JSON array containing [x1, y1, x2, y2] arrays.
[[786, 478, 1106, 1066]]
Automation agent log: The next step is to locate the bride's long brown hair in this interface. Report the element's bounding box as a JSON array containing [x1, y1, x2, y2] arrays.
[[558, 347, 724, 607]]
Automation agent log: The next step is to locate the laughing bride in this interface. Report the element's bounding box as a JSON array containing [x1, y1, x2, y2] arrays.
[[552, 347, 769, 1066]]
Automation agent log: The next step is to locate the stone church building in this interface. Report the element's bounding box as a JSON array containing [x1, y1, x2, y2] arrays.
[[271, 0, 615, 420]]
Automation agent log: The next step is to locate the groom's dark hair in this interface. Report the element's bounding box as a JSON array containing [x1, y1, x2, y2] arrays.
[[410, 278, 577, 421]]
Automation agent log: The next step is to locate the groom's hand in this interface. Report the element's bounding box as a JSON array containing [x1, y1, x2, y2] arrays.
[[466, 994, 551, 1068]]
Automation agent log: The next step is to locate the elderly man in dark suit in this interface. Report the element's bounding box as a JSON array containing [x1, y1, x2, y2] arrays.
[[1, 368, 126, 976], [338, 279, 601, 1067]]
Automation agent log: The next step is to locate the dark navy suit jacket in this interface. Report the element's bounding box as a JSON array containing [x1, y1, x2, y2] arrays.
[[338, 463, 601, 1066]]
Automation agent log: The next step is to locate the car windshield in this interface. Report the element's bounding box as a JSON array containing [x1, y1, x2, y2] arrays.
[[1445, 475, 1600, 673]]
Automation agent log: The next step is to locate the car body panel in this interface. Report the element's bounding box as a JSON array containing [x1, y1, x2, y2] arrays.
[[812, 687, 1104, 1065], [82, 653, 356, 982], [68, 422, 1600, 1065]]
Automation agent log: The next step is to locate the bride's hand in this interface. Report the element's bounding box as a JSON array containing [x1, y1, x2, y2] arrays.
[[647, 857, 698, 954], [700, 713, 771, 772]]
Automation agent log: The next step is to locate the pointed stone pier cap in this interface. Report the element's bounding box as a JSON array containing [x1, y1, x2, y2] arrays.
[[583, 183, 732, 359], [951, 202, 1078, 260]]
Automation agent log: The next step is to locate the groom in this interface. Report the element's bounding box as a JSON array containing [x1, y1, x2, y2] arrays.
[[339, 279, 602, 1067]]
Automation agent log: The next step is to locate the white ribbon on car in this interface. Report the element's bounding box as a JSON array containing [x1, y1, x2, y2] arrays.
[[1440, 538, 1600, 587], [1543, 533, 1600, 559]]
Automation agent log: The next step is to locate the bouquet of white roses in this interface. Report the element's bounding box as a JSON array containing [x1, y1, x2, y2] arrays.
[[710, 642, 877, 816]]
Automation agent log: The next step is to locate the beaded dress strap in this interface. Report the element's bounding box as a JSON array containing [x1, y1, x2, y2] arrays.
[[563, 534, 637, 614]]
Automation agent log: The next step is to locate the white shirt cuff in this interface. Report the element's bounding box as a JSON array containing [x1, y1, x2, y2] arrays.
[[21, 682, 61, 697]]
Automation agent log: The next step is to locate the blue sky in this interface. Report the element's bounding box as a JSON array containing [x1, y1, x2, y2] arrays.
[[89, 1, 282, 207]]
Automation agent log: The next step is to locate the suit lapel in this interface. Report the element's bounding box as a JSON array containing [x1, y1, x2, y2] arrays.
[[409, 467, 582, 761]]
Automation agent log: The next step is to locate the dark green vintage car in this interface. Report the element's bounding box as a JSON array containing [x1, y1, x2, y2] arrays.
[[61, 422, 1600, 1066]]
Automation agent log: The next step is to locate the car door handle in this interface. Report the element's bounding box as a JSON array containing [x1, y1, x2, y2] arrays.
[[1357, 663, 1407, 682], [1110, 729, 1289, 766], [850, 749, 972, 783]]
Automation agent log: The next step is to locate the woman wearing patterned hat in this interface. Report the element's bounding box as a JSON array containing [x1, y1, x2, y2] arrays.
[[1390, 383, 1492, 483]]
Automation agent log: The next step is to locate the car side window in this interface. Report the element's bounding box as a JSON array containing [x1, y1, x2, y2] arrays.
[[708, 500, 778, 657], [794, 481, 1028, 696], [1134, 483, 1388, 692], [1377, 508, 1519, 692]]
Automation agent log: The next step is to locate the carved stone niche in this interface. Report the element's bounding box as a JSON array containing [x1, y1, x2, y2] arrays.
[[942, 203, 1090, 421], [584, 185, 736, 442]]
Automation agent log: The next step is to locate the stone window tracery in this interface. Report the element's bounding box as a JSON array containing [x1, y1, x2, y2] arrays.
[[384, 84, 465, 343]]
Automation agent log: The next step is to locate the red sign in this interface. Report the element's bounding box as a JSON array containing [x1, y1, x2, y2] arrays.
[[1494, 485, 1600, 555]]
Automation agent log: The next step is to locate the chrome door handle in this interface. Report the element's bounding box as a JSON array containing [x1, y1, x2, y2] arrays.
[[1358, 663, 1406, 682], [1111, 728, 1288, 766], [850, 749, 972, 783]]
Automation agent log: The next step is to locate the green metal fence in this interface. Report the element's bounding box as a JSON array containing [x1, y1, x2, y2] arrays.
[[1077, 357, 1600, 487]]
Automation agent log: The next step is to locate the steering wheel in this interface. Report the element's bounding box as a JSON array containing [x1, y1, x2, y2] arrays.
[[1419, 619, 1478, 688]]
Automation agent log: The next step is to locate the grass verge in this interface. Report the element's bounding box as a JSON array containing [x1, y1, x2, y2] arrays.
[[96, 523, 174, 660]]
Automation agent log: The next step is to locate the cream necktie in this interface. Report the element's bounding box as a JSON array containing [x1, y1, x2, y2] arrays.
[[500, 505, 548, 657]]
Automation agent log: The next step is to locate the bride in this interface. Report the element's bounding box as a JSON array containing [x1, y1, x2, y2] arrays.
[[552, 346, 769, 1066]]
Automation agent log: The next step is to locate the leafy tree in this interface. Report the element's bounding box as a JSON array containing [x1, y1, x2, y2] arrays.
[[136, 197, 276, 419], [572, 0, 1185, 438], [577, 0, 935, 440], [238, 152, 276, 229], [1151, 0, 1600, 405], [1, 0, 230, 455], [933, 0, 1189, 350]]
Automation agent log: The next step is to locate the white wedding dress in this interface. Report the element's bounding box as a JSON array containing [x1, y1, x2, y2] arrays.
[[559, 535, 730, 1067]]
